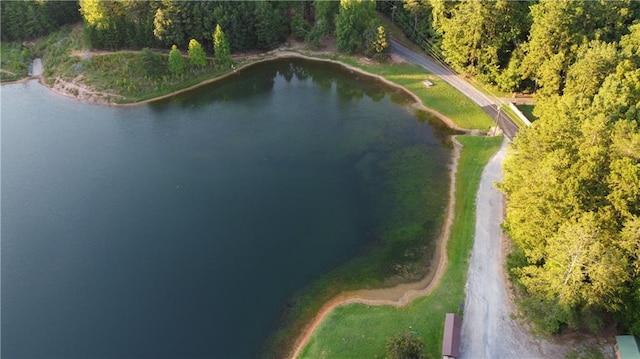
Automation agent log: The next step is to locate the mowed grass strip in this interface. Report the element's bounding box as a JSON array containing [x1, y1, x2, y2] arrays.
[[299, 135, 503, 359]]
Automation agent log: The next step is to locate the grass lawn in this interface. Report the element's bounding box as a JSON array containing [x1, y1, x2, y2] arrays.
[[299, 135, 503, 359], [517, 104, 537, 122], [0, 43, 32, 82]]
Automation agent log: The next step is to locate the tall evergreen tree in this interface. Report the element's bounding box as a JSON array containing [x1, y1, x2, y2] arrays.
[[213, 24, 232, 69], [187, 39, 206, 68], [501, 23, 640, 335], [167, 44, 185, 78]]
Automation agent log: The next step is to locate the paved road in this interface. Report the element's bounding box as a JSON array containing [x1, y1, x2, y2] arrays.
[[390, 41, 519, 140]]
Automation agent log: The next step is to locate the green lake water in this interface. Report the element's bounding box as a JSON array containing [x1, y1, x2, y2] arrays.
[[1, 59, 452, 358]]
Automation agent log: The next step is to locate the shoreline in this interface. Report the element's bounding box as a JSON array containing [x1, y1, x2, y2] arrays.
[[287, 137, 461, 359], [4, 50, 486, 358], [4, 50, 480, 137]]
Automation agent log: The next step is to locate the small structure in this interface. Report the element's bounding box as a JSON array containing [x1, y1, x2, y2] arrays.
[[615, 336, 640, 359], [423, 80, 434, 88], [442, 313, 461, 359]]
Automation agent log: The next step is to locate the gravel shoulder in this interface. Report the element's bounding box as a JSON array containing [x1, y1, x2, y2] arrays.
[[459, 140, 587, 359]]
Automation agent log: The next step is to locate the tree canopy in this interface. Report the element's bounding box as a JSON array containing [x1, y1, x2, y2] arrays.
[[335, 0, 377, 54], [1, 0, 80, 41], [500, 23, 640, 335]]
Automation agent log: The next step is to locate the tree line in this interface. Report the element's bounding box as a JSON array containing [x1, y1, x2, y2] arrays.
[[0, 0, 81, 41], [500, 22, 640, 336], [378, 0, 640, 95]]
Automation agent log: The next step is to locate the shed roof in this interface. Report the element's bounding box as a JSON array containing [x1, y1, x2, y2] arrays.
[[616, 336, 640, 359], [442, 313, 461, 358]]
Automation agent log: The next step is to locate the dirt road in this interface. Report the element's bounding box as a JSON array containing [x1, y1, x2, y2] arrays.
[[459, 140, 574, 358]]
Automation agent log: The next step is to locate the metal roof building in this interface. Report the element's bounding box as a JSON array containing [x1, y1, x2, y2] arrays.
[[442, 313, 461, 359], [615, 336, 640, 359]]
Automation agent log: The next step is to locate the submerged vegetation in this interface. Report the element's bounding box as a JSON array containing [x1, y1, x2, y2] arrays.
[[300, 136, 503, 358]]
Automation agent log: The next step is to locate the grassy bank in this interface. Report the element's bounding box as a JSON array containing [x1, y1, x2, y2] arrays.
[[0, 43, 32, 82], [264, 141, 454, 358], [299, 135, 503, 359]]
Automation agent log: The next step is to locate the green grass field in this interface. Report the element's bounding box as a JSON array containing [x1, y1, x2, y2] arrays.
[[300, 135, 503, 359]]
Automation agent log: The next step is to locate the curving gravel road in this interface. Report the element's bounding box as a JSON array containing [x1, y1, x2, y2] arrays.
[[390, 41, 519, 140]]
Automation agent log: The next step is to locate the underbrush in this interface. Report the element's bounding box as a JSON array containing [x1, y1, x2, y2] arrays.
[[506, 244, 607, 336], [33, 25, 85, 83], [0, 43, 32, 82]]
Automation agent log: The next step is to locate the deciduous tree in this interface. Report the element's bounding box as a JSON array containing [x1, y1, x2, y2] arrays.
[[335, 0, 377, 54]]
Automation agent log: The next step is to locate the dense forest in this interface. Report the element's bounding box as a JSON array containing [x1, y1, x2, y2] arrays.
[[1, 0, 639, 337]]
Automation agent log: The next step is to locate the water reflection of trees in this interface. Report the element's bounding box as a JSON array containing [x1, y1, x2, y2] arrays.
[[148, 59, 463, 146]]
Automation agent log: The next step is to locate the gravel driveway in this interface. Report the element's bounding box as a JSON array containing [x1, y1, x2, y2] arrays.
[[459, 140, 573, 359]]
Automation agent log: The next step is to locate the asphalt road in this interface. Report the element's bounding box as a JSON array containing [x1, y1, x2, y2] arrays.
[[390, 41, 519, 140]]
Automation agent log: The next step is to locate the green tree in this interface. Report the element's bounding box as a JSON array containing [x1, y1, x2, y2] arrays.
[[1, 0, 80, 41], [500, 30, 640, 333], [138, 48, 165, 78], [365, 25, 389, 60], [187, 38, 206, 68], [386, 332, 425, 359], [253, 1, 289, 50], [167, 44, 184, 78], [153, 1, 184, 47], [438, 0, 530, 87], [403, 0, 431, 40], [521, 0, 638, 96], [335, 0, 377, 54], [213, 24, 232, 68], [291, 12, 311, 40], [563, 40, 619, 100], [313, 0, 340, 36]]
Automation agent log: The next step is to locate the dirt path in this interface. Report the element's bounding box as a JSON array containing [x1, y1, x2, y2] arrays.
[[458, 140, 610, 358], [288, 138, 462, 359]]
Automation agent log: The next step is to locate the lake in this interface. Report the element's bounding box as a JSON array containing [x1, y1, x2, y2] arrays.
[[1, 59, 452, 358]]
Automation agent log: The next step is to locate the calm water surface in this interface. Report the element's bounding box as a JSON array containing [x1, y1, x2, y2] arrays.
[[2, 59, 451, 358]]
